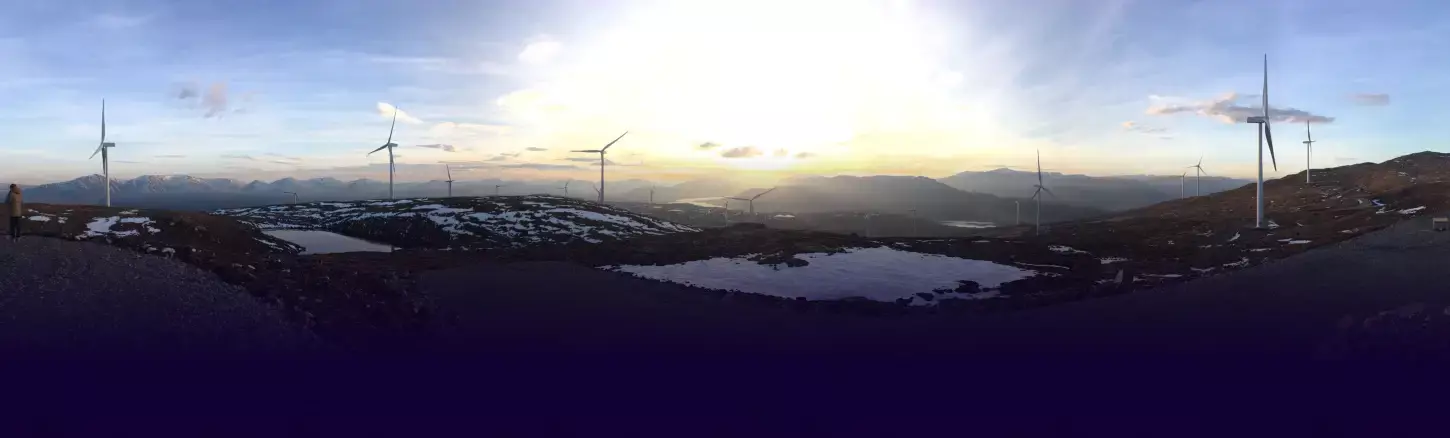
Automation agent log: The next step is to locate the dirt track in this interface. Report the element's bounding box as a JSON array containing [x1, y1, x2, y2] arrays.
[[0, 237, 319, 355]]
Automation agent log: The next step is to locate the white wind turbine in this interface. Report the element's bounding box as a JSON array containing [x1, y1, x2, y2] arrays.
[[560, 180, 572, 198], [1029, 150, 1055, 236], [724, 187, 777, 217], [283, 191, 298, 204], [493, 184, 506, 196], [1187, 157, 1208, 197], [648, 186, 656, 205], [1180, 171, 1187, 198], [571, 131, 628, 203], [89, 99, 117, 207], [1244, 54, 1280, 229], [1303, 120, 1315, 184], [367, 107, 400, 199], [444, 165, 454, 197]]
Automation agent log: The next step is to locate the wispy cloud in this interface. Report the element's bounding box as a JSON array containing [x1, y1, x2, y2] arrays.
[[93, 13, 151, 30], [697, 142, 722, 150], [154, 154, 186, 159], [518, 38, 562, 65], [1121, 120, 1167, 134], [720, 146, 763, 158], [175, 82, 235, 118], [1350, 93, 1390, 106], [377, 102, 424, 124], [416, 144, 458, 152], [1147, 93, 1335, 124], [795, 152, 816, 159], [525, 147, 548, 152], [501, 163, 579, 170], [221, 154, 255, 161]]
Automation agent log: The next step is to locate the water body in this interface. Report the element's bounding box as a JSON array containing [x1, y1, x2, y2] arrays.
[[263, 230, 394, 255], [672, 197, 726, 208], [939, 221, 997, 229]]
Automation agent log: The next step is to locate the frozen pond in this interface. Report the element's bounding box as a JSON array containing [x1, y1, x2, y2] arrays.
[[263, 230, 393, 255], [939, 220, 997, 229]]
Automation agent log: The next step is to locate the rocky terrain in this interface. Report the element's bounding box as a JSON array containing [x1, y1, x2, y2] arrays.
[[212, 195, 699, 250]]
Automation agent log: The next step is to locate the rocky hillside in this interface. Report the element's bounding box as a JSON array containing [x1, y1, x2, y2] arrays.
[[212, 195, 699, 250], [21, 204, 304, 257]]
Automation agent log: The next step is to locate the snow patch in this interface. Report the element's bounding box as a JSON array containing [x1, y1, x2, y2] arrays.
[[1399, 206, 1427, 215], [27, 216, 50, 222], [1141, 274, 1183, 279], [608, 247, 1037, 306], [1048, 245, 1090, 255], [1098, 257, 1127, 264], [1016, 262, 1070, 270], [1223, 257, 1250, 268], [1227, 232, 1241, 243]]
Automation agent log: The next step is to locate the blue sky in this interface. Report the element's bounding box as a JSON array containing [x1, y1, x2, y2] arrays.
[[0, 0, 1443, 184]]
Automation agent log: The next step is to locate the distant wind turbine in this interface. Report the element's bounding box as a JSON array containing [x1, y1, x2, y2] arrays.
[[1244, 54, 1279, 229], [1015, 200, 1021, 226], [1180, 171, 1187, 199], [493, 184, 505, 196], [722, 199, 730, 225], [367, 107, 401, 199], [1303, 120, 1315, 184], [1187, 157, 1208, 197], [560, 180, 572, 198], [571, 131, 628, 203], [282, 191, 298, 204], [89, 99, 117, 207], [444, 165, 454, 197], [724, 187, 777, 216], [649, 186, 656, 205], [1030, 150, 1055, 236], [590, 182, 601, 200]]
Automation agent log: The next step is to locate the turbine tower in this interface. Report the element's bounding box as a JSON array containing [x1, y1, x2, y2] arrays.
[[444, 165, 454, 197], [648, 186, 656, 205], [1180, 171, 1187, 199], [571, 131, 628, 203], [283, 191, 298, 204], [89, 99, 117, 207], [367, 107, 400, 199], [724, 187, 777, 216], [1244, 54, 1279, 229], [1303, 120, 1315, 184], [1187, 157, 1208, 197], [493, 184, 505, 196], [1029, 150, 1055, 236]]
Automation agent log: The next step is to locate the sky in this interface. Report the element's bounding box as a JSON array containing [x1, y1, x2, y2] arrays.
[[0, 0, 1444, 185]]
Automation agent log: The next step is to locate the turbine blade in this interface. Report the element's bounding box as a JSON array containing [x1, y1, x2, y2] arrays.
[[1041, 186, 1056, 198], [90, 144, 104, 159], [1197, 156, 1202, 167], [1198, 167, 1209, 177], [1036, 150, 1043, 183], [753, 187, 777, 200], [1305, 120, 1312, 141], [1264, 122, 1278, 171], [101, 99, 107, 143], [386, 108, 397, 145], [572, 149, 602, 153], [446, 164, 451, 180], [368, 144, 389, 155], [601, 131, 629, 152]]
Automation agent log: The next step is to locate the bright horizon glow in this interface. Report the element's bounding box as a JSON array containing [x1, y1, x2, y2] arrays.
[[0, 0, 1438, 185]]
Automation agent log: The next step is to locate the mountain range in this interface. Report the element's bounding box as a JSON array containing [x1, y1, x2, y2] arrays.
[[937, 168, 1251, 211]]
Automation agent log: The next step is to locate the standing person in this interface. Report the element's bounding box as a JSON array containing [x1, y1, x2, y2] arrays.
[[6, 184, 20, 242]]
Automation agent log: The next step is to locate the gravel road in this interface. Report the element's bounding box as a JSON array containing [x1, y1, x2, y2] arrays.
[[0, 237, 320, 356]]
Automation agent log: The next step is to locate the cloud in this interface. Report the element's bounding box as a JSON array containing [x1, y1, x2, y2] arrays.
[[264, 153, 301, 163], [720, 146, 764, 158], [1121, 120, 1168, 134], [500, 163, 580, 170], [518, 39, 563, 65], [1350, 93, 1390, 106], [175, 82, 234, 118], [430, 121, 510, 135], [1146, 93, 1335, 124], [94, 13, 150, 30], [795, 152, 816, 159], [525, 147, 548, 152], [221, 154, 255, 161], [697, 142, 722, 150], [416, 144, 458, 152], [377, 102, 424, 124], [153, 154, 186, 159], [564, 157, 597, 163]]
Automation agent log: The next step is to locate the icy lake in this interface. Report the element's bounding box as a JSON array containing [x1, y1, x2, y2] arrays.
[[263, 230, 393, 255]]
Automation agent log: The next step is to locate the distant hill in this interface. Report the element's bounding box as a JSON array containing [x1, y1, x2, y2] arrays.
[[738, 175, 1106, 224], [617, 178, 745, 204], [937, 168, 1252, 212]]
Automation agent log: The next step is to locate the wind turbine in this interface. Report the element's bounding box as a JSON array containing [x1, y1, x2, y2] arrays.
[[560, 180, 572, 198], [282, 191, 298, 204], [493, 184, 506, 196], [590, 182, 601, 200], [648, 186, 656, 205], [367, 107, 400, 199], [571, 131, 628, 203], [89, 99, 117, 207], [1015, 200, 1021, 225], [1244, 54, 1279, 229], [1029, 150, 1054, 236], [1303, 120, 1315, 184], [722, 199, 730, 225], [444, 165, 454, 197], [1187, 157, 1208, 197], [724, 187, 777, 217], [1180, 171, 1187, 199]]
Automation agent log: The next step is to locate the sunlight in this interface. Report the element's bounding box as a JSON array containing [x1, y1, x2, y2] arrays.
[[496, 0, 997, 172]]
